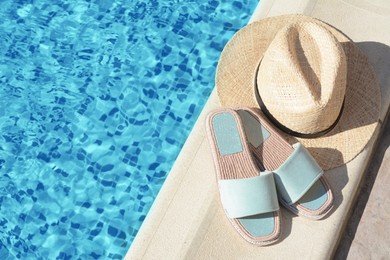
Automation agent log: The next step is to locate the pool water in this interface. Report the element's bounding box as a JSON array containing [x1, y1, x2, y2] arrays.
[[0, 0, 257, 258]]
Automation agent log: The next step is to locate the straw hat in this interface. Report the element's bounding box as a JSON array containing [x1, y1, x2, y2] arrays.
[[216, 14, 381, 170]]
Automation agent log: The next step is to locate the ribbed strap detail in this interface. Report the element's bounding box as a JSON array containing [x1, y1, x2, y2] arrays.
[[273, 143, 323, 205], [218, 172, 279, 219]]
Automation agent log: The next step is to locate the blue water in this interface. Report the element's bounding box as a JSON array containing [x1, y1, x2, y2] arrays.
[[0, 0, 257, 258]]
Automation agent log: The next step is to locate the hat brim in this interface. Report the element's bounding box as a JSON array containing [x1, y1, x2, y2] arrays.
[[216, 14, 381, 170]]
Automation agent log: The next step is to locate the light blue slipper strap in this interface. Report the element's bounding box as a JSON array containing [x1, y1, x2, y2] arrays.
[[218, 172, 279, 219], [273, 143, 323, 205]]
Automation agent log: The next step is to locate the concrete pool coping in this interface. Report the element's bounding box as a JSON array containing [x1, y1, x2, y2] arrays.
[[126, 0, 390, 259]]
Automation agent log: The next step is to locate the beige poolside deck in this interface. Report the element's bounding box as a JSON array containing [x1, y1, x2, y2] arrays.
[[335, 115, 390, 259], [126, 0, 390, 259]]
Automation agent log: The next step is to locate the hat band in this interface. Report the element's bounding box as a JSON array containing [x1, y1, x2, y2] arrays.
[[254, 61, 345, 139]]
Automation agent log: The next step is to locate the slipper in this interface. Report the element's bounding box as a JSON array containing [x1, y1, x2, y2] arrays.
[[206, 108, 281, 246], [236, 107, 334, 220]]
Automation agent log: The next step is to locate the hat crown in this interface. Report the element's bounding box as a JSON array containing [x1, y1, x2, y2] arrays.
[[257, 22, 347, 134]]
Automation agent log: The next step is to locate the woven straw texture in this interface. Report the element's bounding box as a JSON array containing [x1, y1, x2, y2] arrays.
[[256, 22, 346, 134], [216, 14, 381, 170]]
